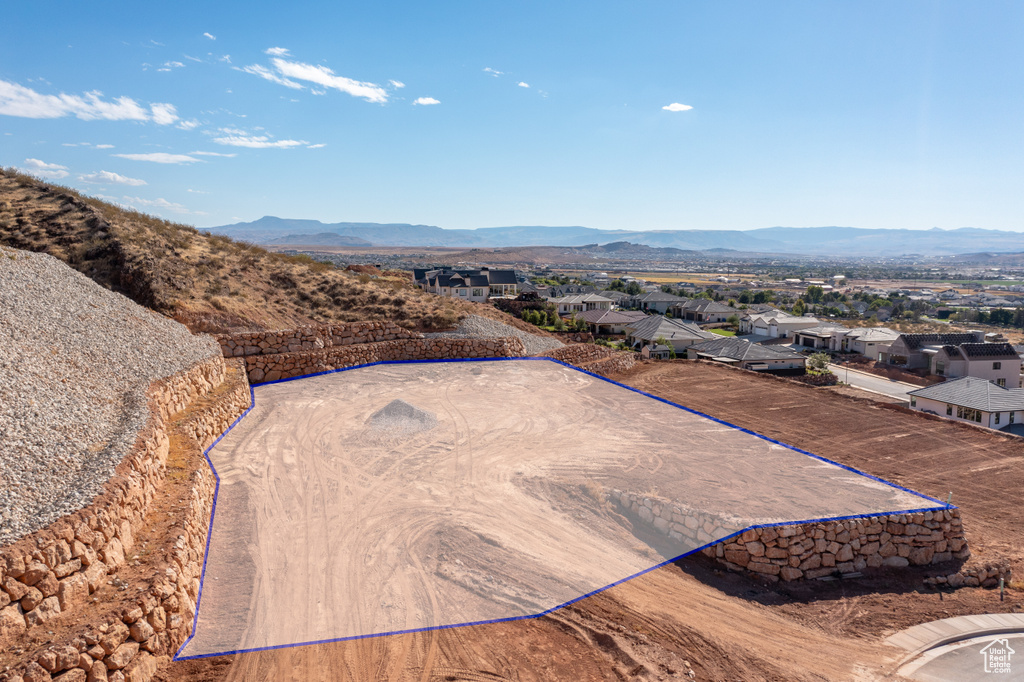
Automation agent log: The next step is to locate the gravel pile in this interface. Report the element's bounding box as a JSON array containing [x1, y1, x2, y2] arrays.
[[0, 248, 221, 545], [425, 314, 563, 356]]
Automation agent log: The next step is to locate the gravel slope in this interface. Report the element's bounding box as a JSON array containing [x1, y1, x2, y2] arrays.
[[0, 247, 221, 545], [425, 314, 563, 355]]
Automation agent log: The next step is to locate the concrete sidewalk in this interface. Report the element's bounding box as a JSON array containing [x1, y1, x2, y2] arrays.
[[887, 612, 1024, 656], [828, 363, 920, 400]]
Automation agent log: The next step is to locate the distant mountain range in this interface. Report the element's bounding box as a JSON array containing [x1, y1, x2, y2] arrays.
[[204, 216, 1024, 257]]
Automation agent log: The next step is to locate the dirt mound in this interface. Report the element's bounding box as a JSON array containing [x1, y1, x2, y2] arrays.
[[367, 399, 437, 434]]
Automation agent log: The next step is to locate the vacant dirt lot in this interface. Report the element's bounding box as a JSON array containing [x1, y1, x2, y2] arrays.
[[161, 359, 1024, 681]]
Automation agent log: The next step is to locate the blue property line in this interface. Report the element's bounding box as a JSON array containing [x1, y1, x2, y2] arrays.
[[173, 356, 954, 662]]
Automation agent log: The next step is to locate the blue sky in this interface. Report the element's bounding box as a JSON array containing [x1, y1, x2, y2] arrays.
[[1, 1, 1022, 231]]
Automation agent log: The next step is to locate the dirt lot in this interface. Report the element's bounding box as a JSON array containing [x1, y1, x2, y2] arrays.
[[160, 359, 1024, 682]]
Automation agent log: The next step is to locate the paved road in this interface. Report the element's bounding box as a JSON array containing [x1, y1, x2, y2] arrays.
[[900, 633, 1024, 681], [828, 364, 918, 401]]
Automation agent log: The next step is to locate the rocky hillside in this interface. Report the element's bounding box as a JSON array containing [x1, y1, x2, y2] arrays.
[[0, 169, 488, 333]]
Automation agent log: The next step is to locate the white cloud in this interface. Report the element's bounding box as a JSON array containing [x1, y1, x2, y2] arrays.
[[94, 144, 114, 149], [177, 119, 201, 130], [389, 80, 405, 89], [239, 64, 303, 90], [150, 102, 178, 125], [184, 55, 202, 63], [483, 67, 503, 77], [113, 152, 200, 164], [187, 189, 209, 194], [163, 61, 185, 69], [271, 58, 388, 103], [219, 54, 232, 63], [189, 150, 236, 157], [662, 102, 693, 112], [413, 97, 440, 106], [518, 82, 530, 88], [20, 158, 69, 180], [203, 32, 216, 40], [122, 196, 202, 215], [212, 134, 308, 148], [307, 143, 326, 149], [264, 47, 290, 56], [0, 79, 180, 125], [78, 170, 147, 186]]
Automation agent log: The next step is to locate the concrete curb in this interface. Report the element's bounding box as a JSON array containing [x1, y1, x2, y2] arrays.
[[886, 613, 1024, 665]]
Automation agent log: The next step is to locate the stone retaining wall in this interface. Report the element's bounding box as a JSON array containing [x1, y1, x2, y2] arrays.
[[0, 359, 252, 682], [245, 337, 527, 384], [540, 344, 638, 377], [215, 321, 420, 358], [610, 490, 968, 582]]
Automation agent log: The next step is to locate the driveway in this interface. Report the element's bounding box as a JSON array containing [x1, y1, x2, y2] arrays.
[[828, 363, 918, 401]]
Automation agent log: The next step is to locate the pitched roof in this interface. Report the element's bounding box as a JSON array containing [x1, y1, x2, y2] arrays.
[[484, 269, 518, 285], [909, 376, 1024, 412], [576, 309, 648, 325], [625, 316, 715, 342], [898, 333, 980, 350], [552, 293, 614, 304], [842, 327, 900, 342], [958, 342, 1020, 359], [635, 291, 685, 303], [795, 324, 849, 337], [688, 337, 806, 362]]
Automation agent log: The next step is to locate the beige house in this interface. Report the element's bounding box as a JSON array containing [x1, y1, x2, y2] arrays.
[[925, 343, 1022, 387], [909, 376, 1024, 432]]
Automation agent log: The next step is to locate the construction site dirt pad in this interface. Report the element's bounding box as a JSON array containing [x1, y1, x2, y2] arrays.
[[177, 359, 945, 659]]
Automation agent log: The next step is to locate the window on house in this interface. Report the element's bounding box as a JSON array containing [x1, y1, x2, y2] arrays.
[[910, 396, 916, 407], [995, 412, 1001, 424], [997, 378, 1006, 387], [1011, 412, 1017, 424], [472, 288, 483, 297], [994, 362, 1002, 370], [459, 289, 467, 296], [946, 404, 953, 416], [935, 362, 945, 376], [957, 406, 964, 419]]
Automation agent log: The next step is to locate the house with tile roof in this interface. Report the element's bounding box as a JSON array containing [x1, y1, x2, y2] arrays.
[[670, 299, 737, 323], [828, 326, 901, 360], [686, 337, 807, 374], [880, 332, 986, 369], [416, 268, 518, 300], [909, 376, 1024, 433], [623, 316, 716, 353], [925, 342, 1022, 387], [738, 309, 822, 338], [576, 309, 648, 335], [628, 291, 686, 314], [551, 293, 614, 315]]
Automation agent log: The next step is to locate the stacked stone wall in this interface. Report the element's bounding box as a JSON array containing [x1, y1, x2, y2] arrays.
[[540, 344, 638, 377], [0, 359, 252, 682], [215, 321, 420, 358], [610, 490, 968, 582], [245, 337, 526, 383]]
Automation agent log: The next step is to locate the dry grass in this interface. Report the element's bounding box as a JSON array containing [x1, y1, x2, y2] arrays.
[[0, 168, 486, 333]]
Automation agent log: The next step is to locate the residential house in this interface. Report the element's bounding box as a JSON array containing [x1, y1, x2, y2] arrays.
[[909, 376, 1024, 433], [641, 344, 672, 360], [686, 337, 807, 374], [671, 299, 736, 323], [551, 293, 614, 315], [628, 291, 686, 314], [792, 324, 848, 350], [879, 332, 986, 369], [624, 316, 716, 353], [416, 268, 518, 300], [546, 284, 598, 299], [829, 327, 901, 360], [576, 309, 648, 336], [599, 289, 631, 306], [739, 310, 821, 338], [926, 343, 1022, 387]]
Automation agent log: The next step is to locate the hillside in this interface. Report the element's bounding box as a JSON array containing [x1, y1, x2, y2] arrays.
[[0, 169, 510, 333]]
